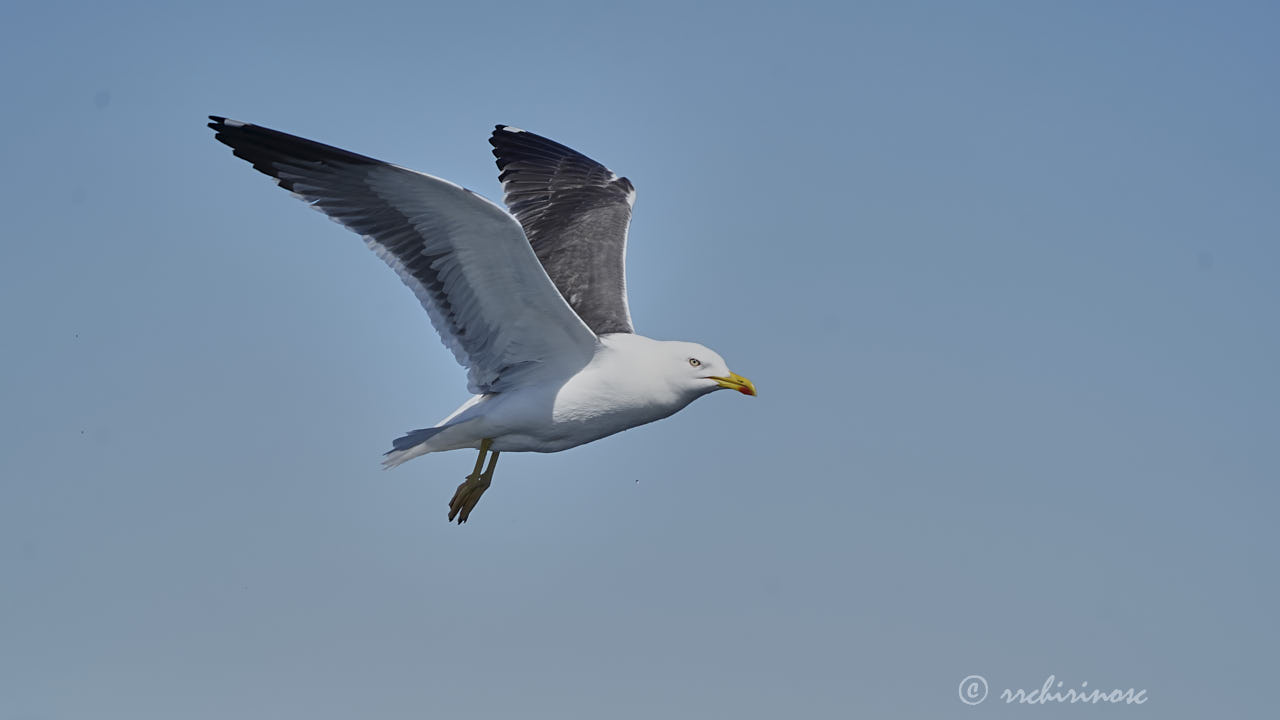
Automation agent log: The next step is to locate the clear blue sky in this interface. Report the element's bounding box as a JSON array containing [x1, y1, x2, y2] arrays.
[[2, 1, 1277, 718]]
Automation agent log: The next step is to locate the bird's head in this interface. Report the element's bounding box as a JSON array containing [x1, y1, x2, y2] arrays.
[[662, 341, 757, 399]]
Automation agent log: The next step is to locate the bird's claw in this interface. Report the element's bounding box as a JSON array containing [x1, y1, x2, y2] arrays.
[[448, 472, 490, 524]]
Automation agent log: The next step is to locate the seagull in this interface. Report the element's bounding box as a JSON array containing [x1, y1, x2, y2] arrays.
[[208, 117, 756, 523]]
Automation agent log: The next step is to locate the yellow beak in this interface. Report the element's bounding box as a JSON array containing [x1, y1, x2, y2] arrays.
[[709, 372, 757, 396]]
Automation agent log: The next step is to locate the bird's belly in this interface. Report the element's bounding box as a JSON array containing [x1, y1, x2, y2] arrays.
[[487, 393, 681, 454], [488, 414, 647, 453]]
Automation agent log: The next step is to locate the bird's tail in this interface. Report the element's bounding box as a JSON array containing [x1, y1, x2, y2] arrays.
[[382, 426, 449, 468]]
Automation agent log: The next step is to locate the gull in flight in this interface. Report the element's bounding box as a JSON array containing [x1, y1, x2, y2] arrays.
[[209, 117, 756, 523]]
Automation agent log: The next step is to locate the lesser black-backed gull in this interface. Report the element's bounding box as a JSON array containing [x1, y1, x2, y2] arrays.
[[208, 117, 756, 523]]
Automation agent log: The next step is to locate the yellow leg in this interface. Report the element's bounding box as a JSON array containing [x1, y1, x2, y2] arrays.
[[449, 438, 495, 524], [482, 450, 501, 481], [468, 439, 490, 479]]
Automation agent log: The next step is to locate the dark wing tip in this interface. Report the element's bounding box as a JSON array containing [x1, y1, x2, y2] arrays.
[[489, 126, 635, 201], [207, 115, 246, 134], [488, 124, 602, 172], [206, 115, 386, 190]]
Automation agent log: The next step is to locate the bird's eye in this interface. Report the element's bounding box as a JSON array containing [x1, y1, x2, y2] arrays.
[[688, 358, 701, 367]]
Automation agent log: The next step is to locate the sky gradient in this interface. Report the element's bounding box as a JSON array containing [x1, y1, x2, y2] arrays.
[[2, 1, 1277, 718]]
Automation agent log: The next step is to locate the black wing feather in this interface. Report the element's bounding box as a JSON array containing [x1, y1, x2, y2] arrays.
[[489, 126, 636, 335]]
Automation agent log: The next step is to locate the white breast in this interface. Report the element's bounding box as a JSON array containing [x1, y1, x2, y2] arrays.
[[485, 334, 696, 452]]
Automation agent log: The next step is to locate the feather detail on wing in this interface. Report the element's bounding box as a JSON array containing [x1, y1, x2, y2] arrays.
[[208, 116, 598, 393], [490, 126, 636, 335]]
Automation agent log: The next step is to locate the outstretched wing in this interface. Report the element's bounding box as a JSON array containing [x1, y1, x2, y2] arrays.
[[208, 116, 598, 394], [489, 126, 636, 335]]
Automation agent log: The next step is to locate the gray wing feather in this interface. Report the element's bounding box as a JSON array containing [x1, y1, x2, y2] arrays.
[[208, 116, 597, 393], [490, 126, 636, 335]]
